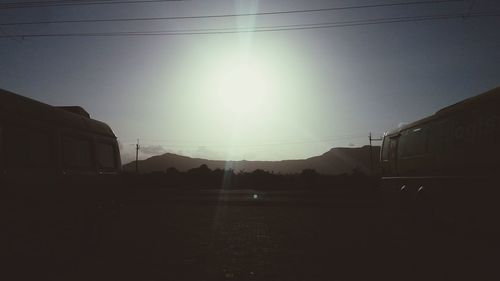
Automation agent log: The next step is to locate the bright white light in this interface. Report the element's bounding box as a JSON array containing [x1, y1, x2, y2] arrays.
[[178, 43, 319, 160], [214, 61, 273, 115]]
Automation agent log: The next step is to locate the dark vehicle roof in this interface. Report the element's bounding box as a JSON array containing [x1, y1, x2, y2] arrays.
[[56, 106, 91, 118], [385, 86, 500, 137], [0, 88, 116, 138]]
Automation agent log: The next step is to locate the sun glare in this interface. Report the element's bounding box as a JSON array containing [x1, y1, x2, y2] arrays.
[[212, 61, 274, 115], [187, 44, 314, 151]]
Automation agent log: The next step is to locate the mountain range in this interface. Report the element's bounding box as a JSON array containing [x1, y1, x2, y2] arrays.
[[123, 146, 381, 175]]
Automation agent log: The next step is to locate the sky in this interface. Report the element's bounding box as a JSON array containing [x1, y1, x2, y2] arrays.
[[1, 0, 499, 164]]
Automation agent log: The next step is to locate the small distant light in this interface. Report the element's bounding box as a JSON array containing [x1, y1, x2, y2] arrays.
[[253, 194, 258, 199]]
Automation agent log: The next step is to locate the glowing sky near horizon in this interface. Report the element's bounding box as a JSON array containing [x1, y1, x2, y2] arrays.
[[1, 0, 500, 163]]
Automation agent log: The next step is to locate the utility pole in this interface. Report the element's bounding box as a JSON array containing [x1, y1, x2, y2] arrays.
[[135, 138, 140, 174], [369, 132, 383, 174]]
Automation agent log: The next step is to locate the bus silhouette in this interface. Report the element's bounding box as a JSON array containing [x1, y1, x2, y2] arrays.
[[1, 88, 123, 266], [0, 88, 121, 183], [379, 86, 500, 229]]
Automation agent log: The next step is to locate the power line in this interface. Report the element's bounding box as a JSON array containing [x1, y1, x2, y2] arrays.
[[0, 0, 466, 26], [0, 0, 185, 10], [0, 25, 23, 42], [1, 13, 497, 38], [121, 135, 372, 149], [129, 134, 365, 144], [464, 0, 477, 18], [120, 132, 368, 146], [98, 12, 498, 33]]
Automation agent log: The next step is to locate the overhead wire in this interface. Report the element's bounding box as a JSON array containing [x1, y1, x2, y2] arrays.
[[0, 0, 489, 39], [464, 0, 477, 18], [1, 13, 498, 38], [119, 135, 371, 148], [0, 0, 466, 25], [0, 0, 185, 10]]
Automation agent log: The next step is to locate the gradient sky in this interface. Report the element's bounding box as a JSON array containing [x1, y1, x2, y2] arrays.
[[1, 0, 499, 163]]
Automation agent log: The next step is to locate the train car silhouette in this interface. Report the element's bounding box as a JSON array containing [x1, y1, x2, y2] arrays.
[[380, 86, 500, 228], [0, 88, 121, 182]]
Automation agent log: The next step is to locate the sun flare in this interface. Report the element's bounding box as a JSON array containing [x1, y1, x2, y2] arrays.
[[187, 44, 314, 152], [213, 60, 274, 115]]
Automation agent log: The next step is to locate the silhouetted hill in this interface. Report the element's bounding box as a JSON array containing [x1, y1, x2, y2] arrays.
[[122, 146, 381, 175]]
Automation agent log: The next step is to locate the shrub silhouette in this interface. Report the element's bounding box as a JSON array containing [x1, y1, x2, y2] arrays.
[[125, 165, 378, 191]]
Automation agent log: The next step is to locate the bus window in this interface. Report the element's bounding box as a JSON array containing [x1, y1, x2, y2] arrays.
[[6, 127, 52, 169], [398, 128, 426, 158], [62, 135, 92, 169], [96, 142, 116, 169]]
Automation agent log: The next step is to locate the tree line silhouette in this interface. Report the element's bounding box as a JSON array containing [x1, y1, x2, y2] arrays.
[[123, 164, 378, 190]]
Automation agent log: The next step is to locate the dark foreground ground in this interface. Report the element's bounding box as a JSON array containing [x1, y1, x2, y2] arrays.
[[3, 189, 500, 281]]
